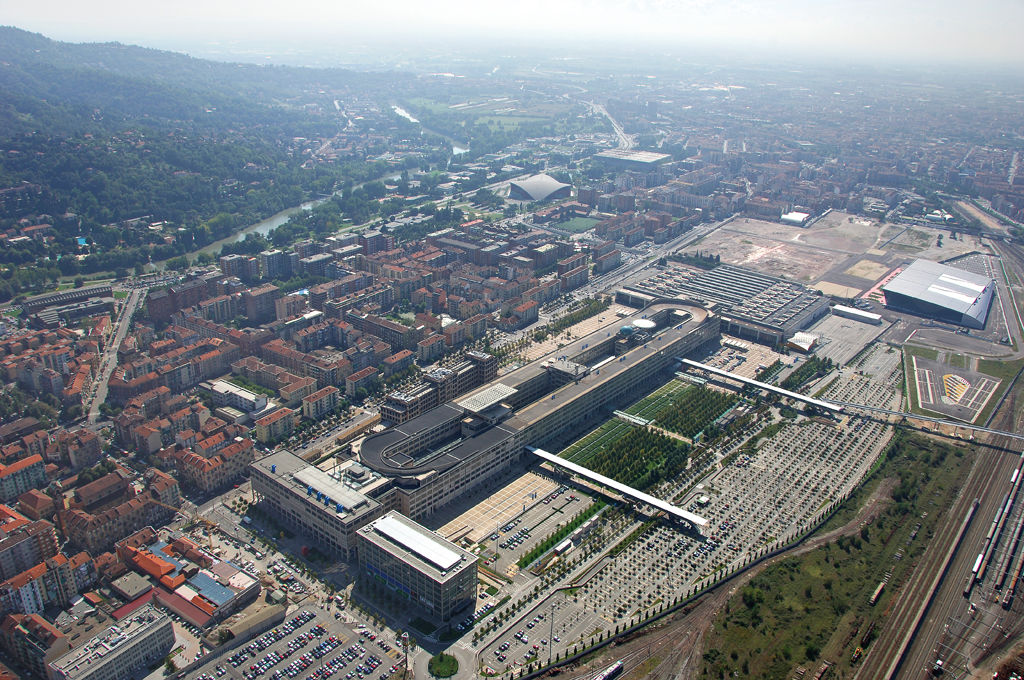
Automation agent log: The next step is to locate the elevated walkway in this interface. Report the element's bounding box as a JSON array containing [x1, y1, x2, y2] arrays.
[[681, 359, 1024, 442], [528, 447, 708, 531]]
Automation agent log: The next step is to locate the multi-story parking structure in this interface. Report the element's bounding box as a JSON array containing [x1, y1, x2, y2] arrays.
[[618, 264, 828, 345], [356, 511, 476, 622]]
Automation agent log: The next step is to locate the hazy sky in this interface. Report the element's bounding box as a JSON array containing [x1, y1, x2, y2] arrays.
[[3, 0, 1023, 66]]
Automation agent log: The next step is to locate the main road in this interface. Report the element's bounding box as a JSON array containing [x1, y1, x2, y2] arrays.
[[87, 287, 145, 423], [587, 102, 634, 150]]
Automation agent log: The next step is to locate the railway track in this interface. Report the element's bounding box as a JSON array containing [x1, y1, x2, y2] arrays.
[[857, 243, 1024, 679], [851, 446, 1004, 680]]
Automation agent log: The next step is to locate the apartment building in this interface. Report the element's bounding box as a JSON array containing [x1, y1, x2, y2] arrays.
[[49, 605, 174, 680], [0, 613, 69, 680], [177, 438, 255, 493], [0, 520, 59, 581], [302, 386, 341, 420], [243, 284, 282, 324], [0, 553, 81, 615], [0, 455, 47, 503], [254, 408, 296, 444]]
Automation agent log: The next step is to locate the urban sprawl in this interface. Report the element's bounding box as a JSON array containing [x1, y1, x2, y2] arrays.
[[2, 60, 1024, 680]]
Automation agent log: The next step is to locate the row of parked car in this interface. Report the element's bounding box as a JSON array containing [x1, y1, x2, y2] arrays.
[[543, 486, 574, 505], [243, 628, 334, 679], [228, 611, 317, 668], [499, 527, 532, 550]]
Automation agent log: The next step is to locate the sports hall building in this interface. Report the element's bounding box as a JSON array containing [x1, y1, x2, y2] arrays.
[[882, 259, 995, 329]]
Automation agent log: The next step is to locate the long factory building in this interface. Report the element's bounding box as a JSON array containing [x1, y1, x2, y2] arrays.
[[250, 300, 721, 562]]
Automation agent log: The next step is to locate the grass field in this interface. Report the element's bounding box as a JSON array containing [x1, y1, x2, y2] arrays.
[[113, 291, 128, 299], [625, 379, 692, 421], [700, 433, 971, 680], [560, 421, 631, 465], [428, 653, 458, 678], [975, 356, 1024, 424], [909, 348, 937, 364], [944, 352, 968, 369], [555, 217, 599, 233], [978, 356, 1024, 383]]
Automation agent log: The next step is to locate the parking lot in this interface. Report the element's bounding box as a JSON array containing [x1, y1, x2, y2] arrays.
[[804, 314, 891, 366], [432, 471, 562, 544], [475, 348, 905, 668], [183, 610, 405, 680], [911, 355, 1001, 423], [487, 485, 592, 576]]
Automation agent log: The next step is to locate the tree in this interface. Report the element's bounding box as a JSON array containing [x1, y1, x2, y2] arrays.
[[61, 404, 83, 422], [115, 267, 129, 279], [135, 262, 146, 276], [196, 252, 216, 265], [166, 256, 190, 271], [73, 276, 85, 288]]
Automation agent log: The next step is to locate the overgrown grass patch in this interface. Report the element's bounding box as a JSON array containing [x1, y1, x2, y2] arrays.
[[701, 433, 970, 679], [903, 344, 939, 362]]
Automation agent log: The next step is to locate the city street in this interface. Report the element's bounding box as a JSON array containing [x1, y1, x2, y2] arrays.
[[88, 286, 145, 422]]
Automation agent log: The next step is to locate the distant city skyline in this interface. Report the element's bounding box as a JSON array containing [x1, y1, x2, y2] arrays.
[[3, 0, 1023, 67]]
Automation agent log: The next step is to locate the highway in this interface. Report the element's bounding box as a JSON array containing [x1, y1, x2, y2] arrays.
[[587, 102, 634, 150], [87, 287, 145, 423]]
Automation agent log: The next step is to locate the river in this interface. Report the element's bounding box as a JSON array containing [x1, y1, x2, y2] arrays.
[[391, 104, 468, 155], [392, 106, 419, 123], [148, 197, 328, 271], [158, 114, 465, 270]]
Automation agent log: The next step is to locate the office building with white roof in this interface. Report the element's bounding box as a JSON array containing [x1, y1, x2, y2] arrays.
[[356, 511, 477, 622]]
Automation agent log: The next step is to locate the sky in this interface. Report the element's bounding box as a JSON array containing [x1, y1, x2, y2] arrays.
[[2, 0, 1023, 67]]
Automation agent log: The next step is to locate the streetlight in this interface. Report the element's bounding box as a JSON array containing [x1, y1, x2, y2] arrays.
[[402, 632, 410, 680], [548, 599, 556, 666]]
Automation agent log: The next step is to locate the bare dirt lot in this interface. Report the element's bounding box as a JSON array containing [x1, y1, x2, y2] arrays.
[[692, 213, 990, 285], [880, 224, 986, 261], [691, 213, 885, 282]]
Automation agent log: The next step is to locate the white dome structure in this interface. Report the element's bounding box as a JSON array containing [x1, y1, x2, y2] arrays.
[[509, 174, 572, 202]]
